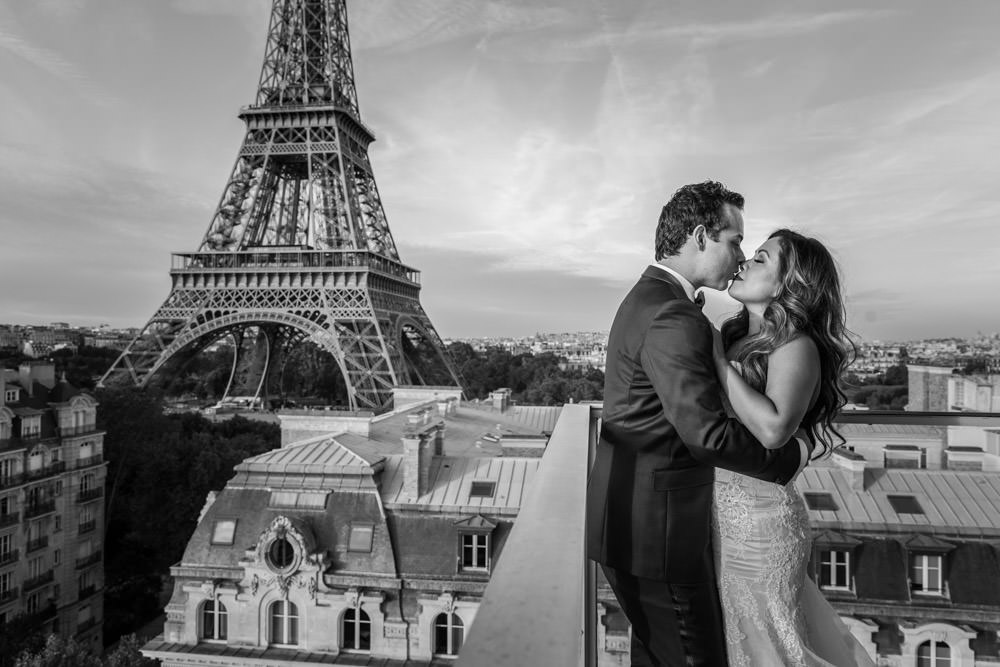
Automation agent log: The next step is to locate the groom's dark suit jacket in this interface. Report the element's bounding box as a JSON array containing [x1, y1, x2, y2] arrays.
[[586, 266, 802, 584]]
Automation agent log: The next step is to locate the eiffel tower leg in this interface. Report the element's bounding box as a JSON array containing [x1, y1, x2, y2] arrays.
[[222, 326, 275, 408]]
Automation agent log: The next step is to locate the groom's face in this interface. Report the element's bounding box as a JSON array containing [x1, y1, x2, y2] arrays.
[[702, 204, 746, 290]]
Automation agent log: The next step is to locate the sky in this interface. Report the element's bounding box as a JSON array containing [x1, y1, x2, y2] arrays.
[[1, 0, 999, 341]]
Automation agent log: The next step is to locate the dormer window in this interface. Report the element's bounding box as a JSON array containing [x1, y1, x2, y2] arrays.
[[911, 553, 944, 594], [454, 515, 497, 574], [3, 390, 17, 403]]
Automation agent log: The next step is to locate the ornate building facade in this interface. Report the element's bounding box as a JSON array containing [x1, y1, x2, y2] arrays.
[[0, 361, 106, 650], [142, 390, 582, 664]]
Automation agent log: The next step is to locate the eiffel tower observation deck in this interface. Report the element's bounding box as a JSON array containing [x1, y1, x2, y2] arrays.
[[100, 0, 462, 413]]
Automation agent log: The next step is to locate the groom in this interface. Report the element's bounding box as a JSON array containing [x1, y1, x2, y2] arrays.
[[585, 181, 811, 666]]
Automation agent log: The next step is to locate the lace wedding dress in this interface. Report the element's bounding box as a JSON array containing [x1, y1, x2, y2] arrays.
[[712, 366, 875, 666]]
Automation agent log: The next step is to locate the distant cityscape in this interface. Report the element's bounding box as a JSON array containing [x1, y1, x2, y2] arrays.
[[4, 322, 1000, 379]]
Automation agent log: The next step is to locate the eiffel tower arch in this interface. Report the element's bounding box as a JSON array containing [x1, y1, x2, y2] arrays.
[[100, 0, 462, 413]]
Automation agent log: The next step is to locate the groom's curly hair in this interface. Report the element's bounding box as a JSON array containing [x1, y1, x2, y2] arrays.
[[655, 181, 744, 260]]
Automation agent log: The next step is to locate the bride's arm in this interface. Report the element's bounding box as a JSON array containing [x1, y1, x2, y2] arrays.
[[713, 334, 820, 449]]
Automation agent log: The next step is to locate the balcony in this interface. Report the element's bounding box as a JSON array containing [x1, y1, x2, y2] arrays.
[[0, 586, 18, 605], [76, 454, 103, 469], [26, 535, 49, 553], [57, 424, 101, 438], [0, 512, 18, 529], [457, 406, 1000, 666], [76, 616, 99, 635], [171, 249, 421, 285], [24, 461, 66, 482], [76, 550, 102, 570], [24, 500, 57, 519], [22, 569, 54, 592], [79, 520, 97, 535], [77, 487, 104, 503], [78, 584, 98, 601], [0, 548, 18, 567], [0, 473, 25, 491]]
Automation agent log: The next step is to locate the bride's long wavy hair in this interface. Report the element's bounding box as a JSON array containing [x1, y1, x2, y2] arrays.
[[720, 229, 856, 458]]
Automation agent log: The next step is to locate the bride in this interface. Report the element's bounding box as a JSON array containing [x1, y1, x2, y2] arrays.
[[710, 229, 874, 666]]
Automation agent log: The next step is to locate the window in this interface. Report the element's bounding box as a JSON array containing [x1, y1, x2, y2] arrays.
[[469, 481, 496, 498], [888, 495, 924, 515], [348, 524, 374, 553], [461, 533, 490, 571], [917, 639, 951, 666], [54, 480, 62, 496], [0, 495, 9, 517], [434, 613, 463, 656], [201, 600, 228, 640], [268, 491, 328, 510], [26, 593, 40, 614], [269, 600, 298, 645], [342, 608, 371, 651], [54, 515, 61, 532], [0, 535, 10, 559], [819, 550, 851, 589], [268, 538, 294, 570], [79, 569, 95, 596], [28, 556, 43, 579], [0, 572, 10, 596], [0, 459, 14, 482], [803, 493, 839, 512], [77, 605, 91, 627], [54, 549, 61, 566], [80, 474, 94, 494], [211, 520, 237, 545], [911, 554, 944, 594], [79, 505, 95, 532]]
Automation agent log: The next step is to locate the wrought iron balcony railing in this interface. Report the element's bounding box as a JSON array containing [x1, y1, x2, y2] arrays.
[[26, 535, 48, 553], [0, 548, 18, 567], [24, 500, 57, 519], [76, 550, 102, 570], [0, 473, 25, 491], [76, 454, 103, 469], [24, 461, 66, 482], [76, 616, 99, 635], [78, 520, 98, 535], [77, 487, 104, 503], [78, 584, 99, 601], [57, 424, 102, 438], [0, 586, 18, 605], [22, 569, 54, 592], [0, 512, 18, 529]]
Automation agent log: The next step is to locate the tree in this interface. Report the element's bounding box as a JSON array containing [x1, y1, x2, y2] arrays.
[[883, 363, 908, 386], [104, 636, 160, 667], [14, 635, 102, 667], [0, 613, 46, 667]]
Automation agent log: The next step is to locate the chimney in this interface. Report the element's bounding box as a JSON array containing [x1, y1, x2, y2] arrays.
[[402, 422, 445, 499], [833, 448, 867, 491]]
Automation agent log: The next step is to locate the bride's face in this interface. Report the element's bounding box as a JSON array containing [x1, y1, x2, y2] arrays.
[[728, 237, 784, 306]]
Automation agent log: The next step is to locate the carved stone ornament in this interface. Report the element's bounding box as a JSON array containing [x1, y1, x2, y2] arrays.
[[254, 515, 312, 575], [200, 581, 216, 597], [345, 587, 360, 609], [931, 631, 947, 643], [440, 592, 456, 615]]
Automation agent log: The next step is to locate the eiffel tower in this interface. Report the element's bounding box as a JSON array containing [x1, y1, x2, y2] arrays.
[[100, 0, 462, 413]]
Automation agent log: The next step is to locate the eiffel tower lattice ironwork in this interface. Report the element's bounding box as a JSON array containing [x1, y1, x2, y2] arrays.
[[101, 0, 462, 412]]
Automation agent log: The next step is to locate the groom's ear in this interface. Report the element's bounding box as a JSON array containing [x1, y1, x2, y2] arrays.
[[692, 224, 707, 251]]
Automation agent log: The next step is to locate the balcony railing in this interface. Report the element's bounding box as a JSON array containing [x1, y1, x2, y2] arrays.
[[79, 520, 97, 534], [24, 500, 57, 519], [76, 454, 103, 469], [76, 550, 102, 570], [76, 616, 99, 635], [25, 461, 66, 482], [78, 584, 98, 600], [0, 548, 18, 567], [458, 403, 600, 667], [57, 424, 101, 438], [0, 586, 18, 605], [23, 570, 54, 592], [77, 487, 104, 503], [0, 512, 18, 529], [26, 535, 49, 553], [0, 473, 25, 491]]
